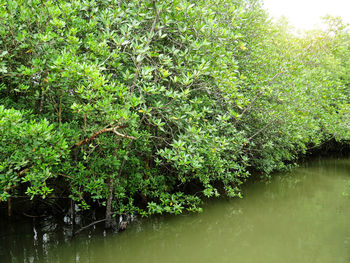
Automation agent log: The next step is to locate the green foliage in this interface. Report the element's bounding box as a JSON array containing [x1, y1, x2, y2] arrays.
[[0, 0, 349, 217], [0, 106, 68, 200]]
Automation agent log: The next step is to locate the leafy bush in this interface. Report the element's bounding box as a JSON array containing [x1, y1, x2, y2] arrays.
[[0, 106, 68, 201]]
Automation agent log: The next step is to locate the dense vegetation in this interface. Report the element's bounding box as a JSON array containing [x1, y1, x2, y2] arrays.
[[1, 0, 349, 226]]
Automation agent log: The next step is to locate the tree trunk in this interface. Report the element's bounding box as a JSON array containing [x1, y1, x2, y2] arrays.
[[105, 177, 115, 229], [71, 199, 76, 233], [8, 197, 11, 217]]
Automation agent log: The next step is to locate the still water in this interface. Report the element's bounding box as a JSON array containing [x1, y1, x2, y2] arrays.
[[1, 158, 350, 263]]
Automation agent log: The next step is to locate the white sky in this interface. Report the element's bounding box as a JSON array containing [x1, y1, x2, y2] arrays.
[[262, 0, 350, 31]]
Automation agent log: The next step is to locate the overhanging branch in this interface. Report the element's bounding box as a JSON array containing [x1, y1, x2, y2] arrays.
[[71, 126, 135, 149]]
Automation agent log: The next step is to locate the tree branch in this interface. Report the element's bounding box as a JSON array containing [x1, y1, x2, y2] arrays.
[[73, 219, 107, 236], [130, 3, 161, 94], [71, 126, 135, 149], [247, 120, 277, 142]]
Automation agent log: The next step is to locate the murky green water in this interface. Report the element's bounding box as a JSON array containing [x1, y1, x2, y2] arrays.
[[1, 158, 350, 263]]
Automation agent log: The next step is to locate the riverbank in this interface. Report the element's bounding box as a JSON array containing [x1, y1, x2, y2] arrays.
[[1, 146, 349, 234], [1, 157, 350, 263]]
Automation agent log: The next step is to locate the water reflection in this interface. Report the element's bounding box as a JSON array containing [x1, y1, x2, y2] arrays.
[[1, 158, 350, 263]]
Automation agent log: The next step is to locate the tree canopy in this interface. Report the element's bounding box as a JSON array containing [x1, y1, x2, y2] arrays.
[[0, 0, 349, 220]]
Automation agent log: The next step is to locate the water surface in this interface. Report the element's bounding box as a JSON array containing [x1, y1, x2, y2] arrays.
[[1, 158, 350, 263]]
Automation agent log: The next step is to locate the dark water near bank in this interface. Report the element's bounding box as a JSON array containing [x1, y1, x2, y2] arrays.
[[1, 158, 350, 263]]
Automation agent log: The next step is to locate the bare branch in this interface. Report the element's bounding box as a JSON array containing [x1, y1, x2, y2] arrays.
[[71, 126, 135, 149], [247, 120, 277, 142], [73, 219, 107, 236]]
